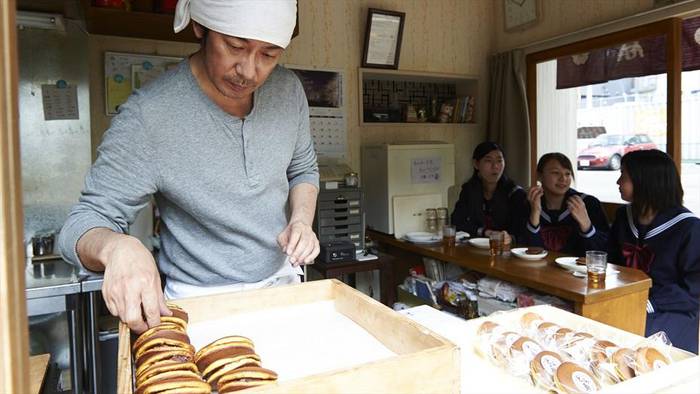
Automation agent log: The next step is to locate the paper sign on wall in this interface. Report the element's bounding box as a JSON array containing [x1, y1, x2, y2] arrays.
[[41, 84, 79, 120], [411, 157, 442, 184]]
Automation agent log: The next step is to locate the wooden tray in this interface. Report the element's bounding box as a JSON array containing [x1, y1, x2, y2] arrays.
[[118, 279, 460, 393]]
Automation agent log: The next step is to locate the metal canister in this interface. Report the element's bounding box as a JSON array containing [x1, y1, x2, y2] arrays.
[[425, 208, 438, 233]]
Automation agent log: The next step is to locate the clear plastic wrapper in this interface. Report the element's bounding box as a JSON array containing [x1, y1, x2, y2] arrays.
[[558, 331, 597, 363], [505, 336, 544, 377], [609, 347, 637, 382], [553, 361, 601, 393], [629, 331, 673, 375], [534, 321, 562, 350], [529, 350, 564, 392], [587, 340, 621, 385]]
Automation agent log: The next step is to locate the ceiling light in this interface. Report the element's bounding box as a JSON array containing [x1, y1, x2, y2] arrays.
[[16, 11, 65, 31]]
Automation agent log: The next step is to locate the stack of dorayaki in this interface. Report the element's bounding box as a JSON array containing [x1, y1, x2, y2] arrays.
[[131, 303, 279, 393], [133, 304, 210, 394], [195, 336, 278, 393]]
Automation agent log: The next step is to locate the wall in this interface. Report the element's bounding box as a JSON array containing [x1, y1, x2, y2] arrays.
[[494, 0, 655, 53], [88, 0, 495, 197]]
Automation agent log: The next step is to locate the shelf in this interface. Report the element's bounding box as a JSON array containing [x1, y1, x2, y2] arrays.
[[81, 1, 299, 44], [359, 68, 478, 125], [81, 1, 198, 43]]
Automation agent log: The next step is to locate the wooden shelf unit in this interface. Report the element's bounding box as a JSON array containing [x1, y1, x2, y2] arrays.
[[359, 68, 478, 126], [81, 1, 198, 43]]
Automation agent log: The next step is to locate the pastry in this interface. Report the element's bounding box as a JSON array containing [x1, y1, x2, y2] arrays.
[[634, 346, 670, 373], [525, 247, 544, 255], [135, 361, 199, 388], [530, 351, 563, 390], [554, 361, 600, 393], [134, 376, 210, 394], [510, 336, 543, 360], [476, 321, 500, 336], [135, 348, 195, 377], [136, 370, 202, 392], [134, 339, 194, 363], [536, 322, 560, 338], [162, 304, 189, 330], [589, 340, 619, 383], [575, 257, 587, 266], [611, 347, 636, 381], [203, 353, 262, 388], [133, 328, 191, 356], [520, 312, 543, 331], [194, 336, 256, 373], [217, 366, 278, 393]]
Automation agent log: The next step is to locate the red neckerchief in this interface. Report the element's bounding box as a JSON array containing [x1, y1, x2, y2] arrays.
[[540, 225, 572, 252], [622, 242, 655, 273]]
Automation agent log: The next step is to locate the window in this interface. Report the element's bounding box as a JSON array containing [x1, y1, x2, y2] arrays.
[[527, 18, 700, 213]]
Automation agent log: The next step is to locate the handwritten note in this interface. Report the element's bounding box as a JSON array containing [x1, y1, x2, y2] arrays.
[[411, 157, 442, 184]]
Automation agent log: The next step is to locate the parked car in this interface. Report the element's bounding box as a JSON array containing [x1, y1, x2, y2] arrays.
[[577, 134, 657, 170]]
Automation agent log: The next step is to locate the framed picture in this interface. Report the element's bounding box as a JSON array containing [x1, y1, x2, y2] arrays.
[[362, 8, 405, 69]]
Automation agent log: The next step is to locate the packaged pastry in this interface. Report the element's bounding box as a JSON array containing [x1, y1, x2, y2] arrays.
[[529, 350, 563, 392], [633, 346, 670, 374], [553, 361, 601, 393], [520, 312, 544, 332], [217, 366, 279, 393], [506, 336, 544, 376], [534, 321, 561, 348], [559, 331, 596, 363], [588, 340, 620, 384], [610, 347, 636, 382]]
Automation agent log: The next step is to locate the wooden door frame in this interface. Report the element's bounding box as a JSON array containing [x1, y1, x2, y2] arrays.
[[526, 18, 682, 182], [0, 0, 30, 392]]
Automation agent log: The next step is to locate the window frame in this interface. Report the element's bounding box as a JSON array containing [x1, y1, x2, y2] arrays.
[[526, 18, 683, 182]]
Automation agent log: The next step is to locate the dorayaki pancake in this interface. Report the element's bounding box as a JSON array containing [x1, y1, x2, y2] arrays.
[[133, 329, 190, 355], [136, 370, 202, 393], [635, 346, 670, 373], [611, 347, 636, 381], [510, 336, 543, 360], [133, 323, 185, 346], [554, 327, 574, 344], [217, 366, 279, 386], [476, 321, 500, 336], [135, 340, 194, 364], [194, 336, 254, 361], [536, 322, 560, 338], [202, 353, 262, 383], [554, 361, 600, 393], [135, 349, 194, 375], [195, 346, 256, 373], [135, 361, 199, 387], [218, 380, 276, 393], [136, 377, 210, 394], [520, 312, 543, 330]]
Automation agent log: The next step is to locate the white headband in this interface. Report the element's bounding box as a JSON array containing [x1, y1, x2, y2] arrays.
[[174, 0, 296, 49]]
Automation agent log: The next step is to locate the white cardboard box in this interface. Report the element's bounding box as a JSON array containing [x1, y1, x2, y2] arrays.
[[402, 305, 699, 393]]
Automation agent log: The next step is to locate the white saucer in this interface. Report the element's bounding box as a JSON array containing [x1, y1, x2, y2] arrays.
[[511, 247, 548, 260], [555, 257, 620, 275], [404, 231, 441, 244], [468, 238, 490, 249]]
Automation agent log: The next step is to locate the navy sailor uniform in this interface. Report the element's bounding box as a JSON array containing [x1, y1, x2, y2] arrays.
[[521, 188, 609, 256], [451, 175, 527, 238], [609, 205, 700, 354]]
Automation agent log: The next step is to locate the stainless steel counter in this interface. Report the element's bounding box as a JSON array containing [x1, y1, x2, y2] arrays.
[[25, 258, 81, 300]]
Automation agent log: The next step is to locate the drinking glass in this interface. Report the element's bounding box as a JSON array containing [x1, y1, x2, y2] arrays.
[[586, 250, 607, 284], [489, 231, 504, 256], [443, 224, 456, 247]]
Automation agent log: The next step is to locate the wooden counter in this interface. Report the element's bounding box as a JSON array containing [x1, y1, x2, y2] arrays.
[[29, 353, 50, 394], [368, 229, 652, 335]]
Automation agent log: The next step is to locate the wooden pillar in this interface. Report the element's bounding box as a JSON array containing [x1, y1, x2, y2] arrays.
[[0, 0, 30, 392]]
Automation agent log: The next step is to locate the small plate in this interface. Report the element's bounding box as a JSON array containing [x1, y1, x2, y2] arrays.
[[468, 238, 490, 249], [555, 257, 620, 275], [404, 231, 441, 244], [511, 247, 548, 260]]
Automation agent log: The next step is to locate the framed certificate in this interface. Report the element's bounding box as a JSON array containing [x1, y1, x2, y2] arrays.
[[361, 8, 405, 69]]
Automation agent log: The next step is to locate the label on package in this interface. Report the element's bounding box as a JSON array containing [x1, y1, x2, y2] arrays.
[[540, 355, 562, 375], [572, 371, 597, 393]]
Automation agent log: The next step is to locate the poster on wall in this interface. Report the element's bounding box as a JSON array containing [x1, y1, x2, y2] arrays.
[[104, 52, 183, 115]]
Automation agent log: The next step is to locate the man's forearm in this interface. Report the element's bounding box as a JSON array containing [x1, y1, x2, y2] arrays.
[[289, 183, 318, 226], [76, 228, 130, 272]]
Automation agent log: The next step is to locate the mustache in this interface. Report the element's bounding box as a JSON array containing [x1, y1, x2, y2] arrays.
[[224, 75, 254, 87]]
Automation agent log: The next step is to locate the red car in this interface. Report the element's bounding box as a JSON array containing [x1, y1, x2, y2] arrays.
[[577, 134, 657, 170]]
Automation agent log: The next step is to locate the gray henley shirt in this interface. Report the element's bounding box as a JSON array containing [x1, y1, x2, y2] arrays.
[[58, 60, 319, 285]]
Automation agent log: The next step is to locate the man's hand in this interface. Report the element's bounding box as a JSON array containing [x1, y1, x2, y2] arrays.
[[85, 230, 171, 334], [277, 221, 320, 266], [567, 195, 592, 233]]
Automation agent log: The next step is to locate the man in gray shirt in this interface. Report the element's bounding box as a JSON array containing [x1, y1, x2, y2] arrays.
[[58, 0, 319, 333]]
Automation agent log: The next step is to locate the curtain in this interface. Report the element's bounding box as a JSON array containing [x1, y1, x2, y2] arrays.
[[487, 49, 531, 187]]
